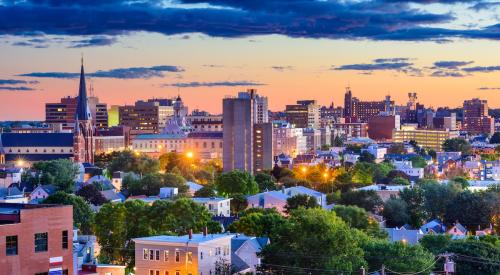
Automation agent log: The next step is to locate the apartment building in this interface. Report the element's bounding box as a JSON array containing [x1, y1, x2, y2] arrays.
[[0, 203, 73, 275], [134, 232, 233, 275]]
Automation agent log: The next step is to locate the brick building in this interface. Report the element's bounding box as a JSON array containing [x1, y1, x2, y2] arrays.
[[0, 203, 73, 275]]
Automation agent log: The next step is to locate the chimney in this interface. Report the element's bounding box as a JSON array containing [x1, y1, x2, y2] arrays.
[[188, 229, 193, 240], [203, 226, 208, 237]]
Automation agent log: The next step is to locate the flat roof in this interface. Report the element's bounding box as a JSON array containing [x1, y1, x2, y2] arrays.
[[134, 233, 234, 244]]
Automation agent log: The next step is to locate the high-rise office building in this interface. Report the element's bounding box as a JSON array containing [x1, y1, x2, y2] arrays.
[[46, 96, 108, 130], [285, 100, 320, 128], [343, 88, 393, 122], [223, 95, 255, 173], [238, 89, 269, 124], [463, 98, 494, 135], [253, 123, 273, 173]]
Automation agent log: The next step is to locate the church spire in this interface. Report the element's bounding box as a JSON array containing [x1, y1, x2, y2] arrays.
[[75, 56, 92, 121]]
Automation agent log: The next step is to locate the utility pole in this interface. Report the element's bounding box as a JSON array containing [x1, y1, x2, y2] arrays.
[[381, 264, 386, 275], [359, 266, 365, 275], [440, 252, 455, 275]]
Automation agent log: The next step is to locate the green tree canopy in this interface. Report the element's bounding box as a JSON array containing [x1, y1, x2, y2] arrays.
[[260, 208, 367, 273], [32, 159, 79, 192], [44, 191, 94, 234], [107, 150, 159, 175], [215, 170, 258, 196], [254, 172, 277, 192], [340, 190, 383, 212], [285, 194, 319, 213], [410, 155, 427, 168], [76, 184, 109, 206], [228, 210, 286, 237], [442, 138, 472, 154], [382, 197, 410, 227]]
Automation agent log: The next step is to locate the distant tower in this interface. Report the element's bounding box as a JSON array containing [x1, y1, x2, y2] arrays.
[[343, 87, 353, 117], [73, 57, 95, 163]]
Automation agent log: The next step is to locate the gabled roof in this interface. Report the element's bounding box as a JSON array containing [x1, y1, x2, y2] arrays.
[[1, 133, 74, 147], [0, 186, 23, 197], [100, 190, 125, 202]]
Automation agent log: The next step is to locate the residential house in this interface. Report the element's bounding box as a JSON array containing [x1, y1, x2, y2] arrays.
[[231, 234, 269, 274], [187, 182, 203, 196], [30, 184, 57, 202], [392, 160, 424, 181], [159, 187, 179, 199], [0, 186, 27, 203], [355, 184, 408, 202], [0, 167, 22, 188], [447, 222, 468, 239], [246, 186, 328, 214], [100, 189, 125, 203], [192, 197, 232, 217], [386, 227, 424, 245], [420, 219, 446, 235], [133, 232, 233, 275]]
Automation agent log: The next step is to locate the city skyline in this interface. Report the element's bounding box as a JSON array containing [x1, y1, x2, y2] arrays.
[[1, 1, 500, 120]]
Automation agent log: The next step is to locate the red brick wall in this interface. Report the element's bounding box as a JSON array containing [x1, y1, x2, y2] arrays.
[[0, 205, 74, 275]]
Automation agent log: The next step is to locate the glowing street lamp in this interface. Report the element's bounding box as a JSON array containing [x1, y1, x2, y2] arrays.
[[186, 151, 194, 159], [323, 172, 329, 179], [301, 166, 307, 173], [16, 159, 24, 167]]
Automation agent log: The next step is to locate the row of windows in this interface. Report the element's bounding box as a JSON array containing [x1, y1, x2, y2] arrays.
[[5, 230, 68, 256], [143, 249, 190, 263], [7, 148, 72, 153]]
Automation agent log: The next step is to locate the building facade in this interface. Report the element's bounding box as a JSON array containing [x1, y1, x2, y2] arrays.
[[393, 125, 458, 151], [253, 123, 273, 172], [0, 203, 73, 275], [46, 96, 108, 130], [463, 98, 494, 135], [285, 100, 320, 128], [73, 60, 95, 164]]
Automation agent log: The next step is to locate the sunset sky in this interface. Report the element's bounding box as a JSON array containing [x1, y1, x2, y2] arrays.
[[0, 0, 499, 120]]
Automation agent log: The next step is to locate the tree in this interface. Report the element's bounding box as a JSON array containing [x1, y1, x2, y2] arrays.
[[444, 191, 492, 231], [451, 176, 469, 189], [387, 143, 405, 154], [419, 234, 452, 254], [351, 162, 374, 184], [399, 187, 426, 227], [215, 170, 258, 196], [260, 208, 366, 273], [162, 173, 188, 194], [359, 151, 375, 163], [228, 210, 286, 237], [93, 203, 128, 264], [44, 191, 94, 234], [333, 205, 370, 229], [32, 159, 79, 192], [254, 172, 277, 192], [194, 185, 217, 197], [363, 240, 435, 274], [340, 190, 383, 212], [391, 177, 410, 185], [107, 150, 159, 175], [332, 135, 344, 147], [410, 155, 427, 168], [442, 138, 472, 154], [76, 184, 109, 206], [382, 198, 410, 227], [285, 194, 319, 213], [421, 181, 461, 220], [230, 194, 248, 215], [446, 239, 500, 275], [490, 132, 500, 144]]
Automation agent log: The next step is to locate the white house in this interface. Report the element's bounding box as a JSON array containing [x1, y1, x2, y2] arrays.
[[246, 186, 328, 214], [231, 234, 269, 274], [0, 167, 22, 188], [386, 227, 424, 245], [133, 232, 233, 275], [363, 144, 387, 161], [191, 197, 232, 217], [159, 187, 178, 199], [30, 184, 57, 202], [343, 153, 360, 164], [392, 160, 424, 180], [187, 181, 203, 196]]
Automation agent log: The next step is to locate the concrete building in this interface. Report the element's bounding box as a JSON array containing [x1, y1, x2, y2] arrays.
[[272, 121, 306, 158], [0, 203, 73, 275], [134, 233, 233, 275], [344, 88, 393, 122], [463, 98, 494, 135], [223, 95, 255, 173], [187, 110, 223, 133], [330, 122, 368, 138], [303, 128, 321, 151], [368, 114, 400, 141], [186, 132, 223, 161], [253, 123, 273, 173], [285, 100, 320, 128], [45, 96, 108, 130], [94, 126, 129, 153], [238, 89, 269, 124], [191, 197, 232, 217], [393, 125, 458, 151]]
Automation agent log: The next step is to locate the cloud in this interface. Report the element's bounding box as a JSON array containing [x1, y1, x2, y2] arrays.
[[0, 0, 498, 42], [462, 66, 500, 72], [470, 2, 500, 11], [0, 86, 36, 91], [433, 60, 474, 69], [334, 58, 413, 71], [271, 66, 294, 71], [69, 36, 117, 48], [164, 81, 266, 87], [19, 65, 184, 79], [0, 79, 39, 85], [477, 87, 500, 90], [430, 70, 466, 77]]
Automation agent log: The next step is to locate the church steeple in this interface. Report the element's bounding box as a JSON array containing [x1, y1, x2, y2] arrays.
[[75, 57, 92, 121]]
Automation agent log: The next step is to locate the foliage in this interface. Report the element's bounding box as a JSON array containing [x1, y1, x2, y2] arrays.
[[391, 177, 410, 185], [230, 194, 248, 215], [215, 170, 258, 196], [194, 185, 217, 197], [382, 198, 410, 227], [260, 208, 367, 273], [332, 135, 344, 147], [419, 234, 452, 254], [421, 181, 461, 220], [340, 190, 383, 212], [107, 150, 159, 175], [446, 239, 500, 275], [351, 162, 374, 184], [332, 205, 386, 239], [387, 143, 405, 154], [410, 155, 427, 168], [285, 194, 319, 213], [490, 132, 500, 144], [44, 191, 94, 234], [399, 187, 426, 228], [326, 191, 341, 205], [228, 210, 286, 237], [126, 172, 188, 197], [363, 241, 435, 274], [32, 159, 79, 192], [254, 172, 277, 192], [359, 151, 376, 163], [442, 138, 472, 154], [444, 191, 493, 231], [76, 184, 109, 206]]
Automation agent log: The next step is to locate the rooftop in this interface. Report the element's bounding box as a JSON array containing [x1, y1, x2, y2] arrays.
[[191, 197, 230, 203], [0, 133, 74, 147], [134, 233, 234, 244]]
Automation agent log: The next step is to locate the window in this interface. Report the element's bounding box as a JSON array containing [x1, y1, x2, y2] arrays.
[[175, 272, 180, 275], [187, 251, 193, 263], [34, 232, 48, 252], [164, 250, 169, 261], [143, 249, 149, 260], [63, 270, 69, 275], [35, 273, 49, 275], [175, 250, 180, 262], [156, 250, 160, 261], [62, 230, 68, 249], [6, 235, 18, 256], [165, 272, 169, 275], [149, 249, 154, 260], [200, 251, 203, 260]]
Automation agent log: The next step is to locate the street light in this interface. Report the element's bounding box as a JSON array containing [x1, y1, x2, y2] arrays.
[[16, 159, 24, 167], [186, 151, 194, 159], [301, 166, 307, 173]]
